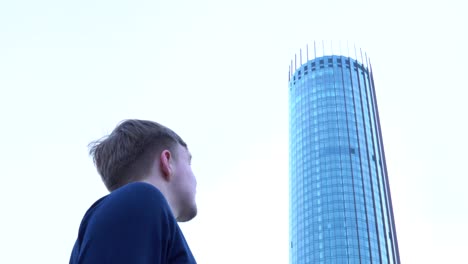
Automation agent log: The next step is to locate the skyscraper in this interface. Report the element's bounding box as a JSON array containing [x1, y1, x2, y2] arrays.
[[289, 45, 400, 264]]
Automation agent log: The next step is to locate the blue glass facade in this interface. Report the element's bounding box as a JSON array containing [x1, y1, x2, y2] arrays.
[[289, 54, 400, 263]]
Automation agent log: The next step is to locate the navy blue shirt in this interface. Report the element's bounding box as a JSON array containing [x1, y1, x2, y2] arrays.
[[70, 182, 197, 264]]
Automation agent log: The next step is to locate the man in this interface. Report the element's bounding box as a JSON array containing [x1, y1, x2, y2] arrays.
[[70, 119, 198, 263]]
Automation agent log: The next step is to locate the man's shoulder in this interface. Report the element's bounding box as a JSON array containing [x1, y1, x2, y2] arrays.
[[70, 182, 183, 264], [111, 182, 164, 200], [101, 182, 170, 214], [77, 181, 176, 241]]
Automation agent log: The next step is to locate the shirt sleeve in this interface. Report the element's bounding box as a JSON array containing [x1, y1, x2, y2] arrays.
[[76, 183, 176, 264]]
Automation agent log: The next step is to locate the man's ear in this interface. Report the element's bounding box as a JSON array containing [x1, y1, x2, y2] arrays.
[[160, 150, 173, 181]]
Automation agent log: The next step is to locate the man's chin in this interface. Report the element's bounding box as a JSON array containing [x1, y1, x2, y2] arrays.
[[176, 206, 197, 222]]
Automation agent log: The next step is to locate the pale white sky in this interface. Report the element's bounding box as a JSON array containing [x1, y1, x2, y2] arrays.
[[0, 0, 466, 263]]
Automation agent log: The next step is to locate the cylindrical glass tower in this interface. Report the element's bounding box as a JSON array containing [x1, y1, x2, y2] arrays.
[[289, 48, 400, 263]]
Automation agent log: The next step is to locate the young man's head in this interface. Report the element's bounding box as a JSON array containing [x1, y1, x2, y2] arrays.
[[89, 119, 197, 222]]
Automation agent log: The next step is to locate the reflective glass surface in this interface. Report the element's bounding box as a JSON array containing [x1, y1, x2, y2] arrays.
[[289, 56, 399, 264]]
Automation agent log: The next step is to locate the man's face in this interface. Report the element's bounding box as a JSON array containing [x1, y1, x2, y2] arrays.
[[171, 144, 197, 222]]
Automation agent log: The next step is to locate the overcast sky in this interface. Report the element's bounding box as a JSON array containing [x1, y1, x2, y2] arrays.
[[0, 0, 466, 263]]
